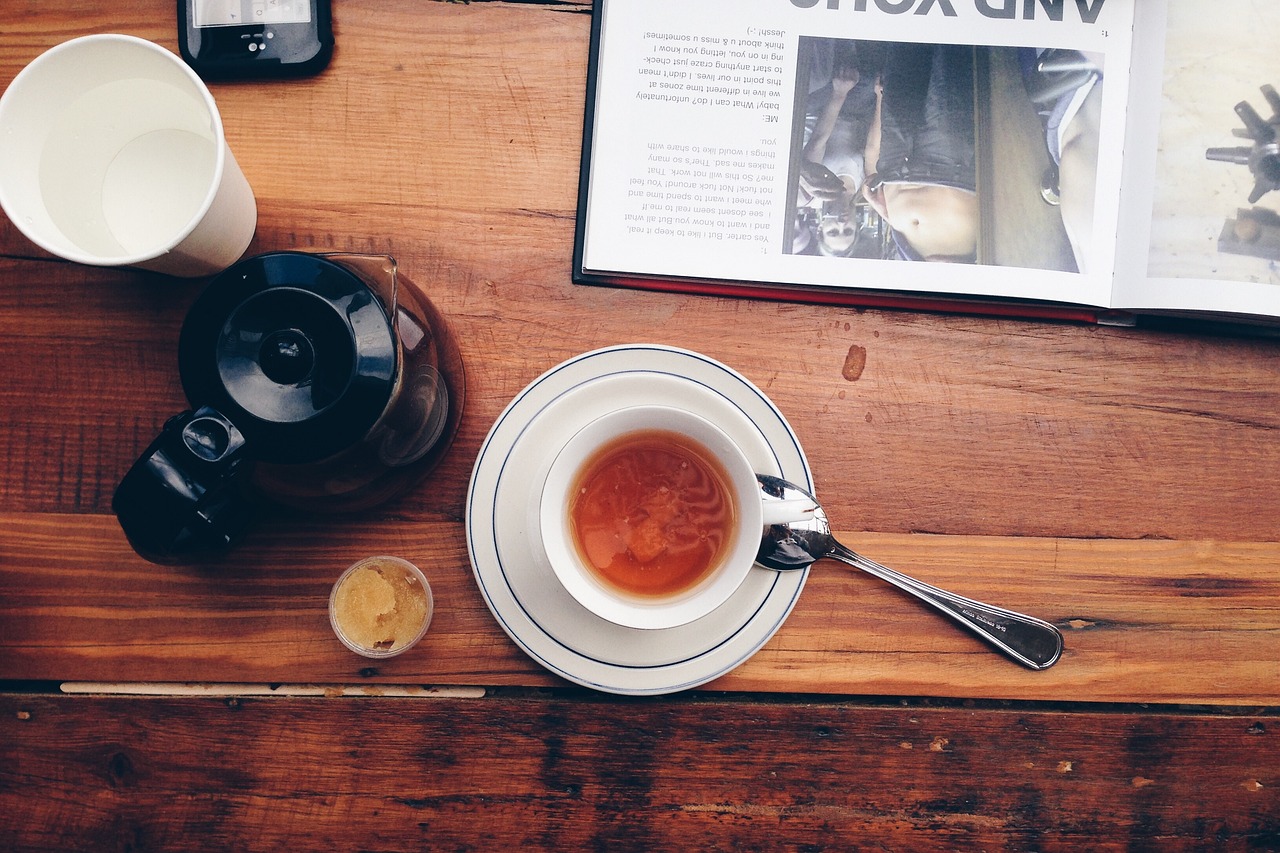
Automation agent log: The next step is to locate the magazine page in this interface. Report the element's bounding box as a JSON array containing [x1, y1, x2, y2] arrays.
[[577, 0, 1134, 309], [1111, 0, 1280, 320]]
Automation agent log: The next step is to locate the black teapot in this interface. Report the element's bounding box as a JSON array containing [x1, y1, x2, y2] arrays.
[[113, 252, 464, 563]]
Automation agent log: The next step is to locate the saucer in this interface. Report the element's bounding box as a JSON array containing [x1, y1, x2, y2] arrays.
[[465, 344, 813, 695]]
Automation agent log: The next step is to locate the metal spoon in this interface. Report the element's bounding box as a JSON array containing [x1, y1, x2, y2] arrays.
[[755, 474, 1064, 670]]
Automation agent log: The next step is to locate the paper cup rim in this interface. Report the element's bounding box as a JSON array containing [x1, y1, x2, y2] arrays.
[[0, 34, 229, 267]]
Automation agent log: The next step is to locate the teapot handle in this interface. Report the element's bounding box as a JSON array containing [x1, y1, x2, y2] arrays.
[[112, 406, 257, 564]]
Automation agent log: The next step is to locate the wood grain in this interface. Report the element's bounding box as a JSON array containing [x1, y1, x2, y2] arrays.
[[2, 1, 1279, 704], [2, 0, 1279, 674], [3, 250, 1279, 539], [3, 2, 1279, 846], [3, 512, 1278, 703], [2, 692, 1277, 852]]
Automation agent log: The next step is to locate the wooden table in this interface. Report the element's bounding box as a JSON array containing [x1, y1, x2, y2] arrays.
[[3, 3, 1278, 849]]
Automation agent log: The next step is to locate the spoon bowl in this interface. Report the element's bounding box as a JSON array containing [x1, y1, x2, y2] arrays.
[[755, 474, 1064, 670]]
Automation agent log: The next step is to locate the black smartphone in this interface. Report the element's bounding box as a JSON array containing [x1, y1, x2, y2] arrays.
[[178, 0, 333, 80]]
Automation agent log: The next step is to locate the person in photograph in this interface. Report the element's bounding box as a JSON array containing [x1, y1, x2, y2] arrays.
[[1021, 48, 1103, 274], [861, 42, 979, 263], [797, 39, 883, 257]]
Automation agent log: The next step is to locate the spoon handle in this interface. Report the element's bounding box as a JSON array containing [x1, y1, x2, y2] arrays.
[[824, 540, 1064, 670]]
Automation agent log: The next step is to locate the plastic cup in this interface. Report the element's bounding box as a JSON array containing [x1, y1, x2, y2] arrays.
[[329, 556, 434, 658], [0, 34, 256, 277]]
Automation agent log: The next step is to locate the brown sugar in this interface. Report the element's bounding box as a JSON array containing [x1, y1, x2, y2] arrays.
[[332, 558, 431, 652]]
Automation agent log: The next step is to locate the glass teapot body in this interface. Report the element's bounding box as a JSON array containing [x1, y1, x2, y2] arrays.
[[112, 252, 464, 563], [243, 253, 464, 512]]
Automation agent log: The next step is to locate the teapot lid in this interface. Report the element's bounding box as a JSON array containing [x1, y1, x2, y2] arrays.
[[178, 252, 397, 464]]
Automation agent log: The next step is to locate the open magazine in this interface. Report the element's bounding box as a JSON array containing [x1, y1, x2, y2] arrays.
[[573, 0, 1280, 327]]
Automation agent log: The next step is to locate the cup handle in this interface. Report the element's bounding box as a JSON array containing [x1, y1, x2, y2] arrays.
[[760, 496, 819, 527]]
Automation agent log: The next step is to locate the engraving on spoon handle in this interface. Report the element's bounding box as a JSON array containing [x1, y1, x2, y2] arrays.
[[825, 541, 1064, 670]]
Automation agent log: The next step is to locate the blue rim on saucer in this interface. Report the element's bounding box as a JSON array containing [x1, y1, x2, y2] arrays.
[[465, 344, 812, 695]]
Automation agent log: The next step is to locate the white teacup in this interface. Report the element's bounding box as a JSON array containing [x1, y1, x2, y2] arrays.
[[540, 405, 813, 630]]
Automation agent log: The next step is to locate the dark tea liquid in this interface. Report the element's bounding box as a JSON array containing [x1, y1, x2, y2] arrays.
[[568, 429, 738, 599]]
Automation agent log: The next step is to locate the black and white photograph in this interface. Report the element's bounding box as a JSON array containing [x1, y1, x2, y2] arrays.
[[787, 36, 1104, 275]]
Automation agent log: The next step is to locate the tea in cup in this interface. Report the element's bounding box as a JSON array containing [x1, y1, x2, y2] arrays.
[[540, 405, 811, 630]]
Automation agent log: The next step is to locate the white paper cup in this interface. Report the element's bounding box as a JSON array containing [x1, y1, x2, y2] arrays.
[[541, 405, 812, 631], [0, 34, 256, 277]]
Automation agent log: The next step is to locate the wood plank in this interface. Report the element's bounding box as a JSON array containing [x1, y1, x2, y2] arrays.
[[2, 2, 1279, 541], [3, 255, 1279, 543], [1, 692, 1276, 851], [2, 2, 1279, 704], [3, 512, 1278, 704], [0, 1, 592, 220]]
